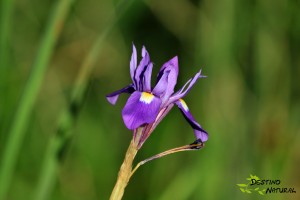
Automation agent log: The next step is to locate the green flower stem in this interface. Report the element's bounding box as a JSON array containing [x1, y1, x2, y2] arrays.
[[0, 0, 74, 198], [130, 142, 204, 178], [110, 139, 139, 200], [109, 135, 204, 200]]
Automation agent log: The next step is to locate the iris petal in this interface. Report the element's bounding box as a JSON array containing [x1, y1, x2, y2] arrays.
[[154, 56, 179, 101], [122, 91, 162, 130], [169, 69, 205, 103], [152, 70, 170, 96], [134, 46, 151, 91], [106, 84, 135, 105], [130, 44, 137, 83], [156, 56, 178, 84], [175, 99, 208, 142], [142, 62, 153, 92]]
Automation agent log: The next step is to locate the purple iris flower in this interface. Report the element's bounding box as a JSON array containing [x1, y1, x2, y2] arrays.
[[106, 44, 208, 147]]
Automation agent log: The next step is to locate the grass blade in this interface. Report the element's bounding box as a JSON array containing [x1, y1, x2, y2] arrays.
[[0, 0, 74, 198], [33, 1, 135, 199]]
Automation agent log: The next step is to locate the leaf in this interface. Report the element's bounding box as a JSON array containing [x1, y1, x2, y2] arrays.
[[237, 184, 247, 187], [246, 178, 251, 181], [255, 187, 259, 191], [258, 191, 264, 195], [245, 190, 252, 193], [240, 188, 245, 193]]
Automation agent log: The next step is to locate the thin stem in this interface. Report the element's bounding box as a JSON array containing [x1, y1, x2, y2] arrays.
[[109, 129, 204, 199], [110, 139, 138, 200], [0, 0, 73, 198], [130, 142, 204, 178]]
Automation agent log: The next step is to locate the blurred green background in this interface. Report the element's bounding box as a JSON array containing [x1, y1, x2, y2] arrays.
[[0, 0, 299, 199]]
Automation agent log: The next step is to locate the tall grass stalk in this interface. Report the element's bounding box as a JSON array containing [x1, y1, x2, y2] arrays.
[[0, 0, 74, 198], [33, 25, 111, 200], [33, 1, 135, 199]]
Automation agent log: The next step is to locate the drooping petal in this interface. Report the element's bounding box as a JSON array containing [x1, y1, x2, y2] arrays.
[[154, 56, 179, 100], [122, 91, 162, 130], [169, 69, 206, 103], [134, 46, 151, 91], [106, 84, 135, 105], [130, 43, 137, 83], [175, 99, 208, 142]]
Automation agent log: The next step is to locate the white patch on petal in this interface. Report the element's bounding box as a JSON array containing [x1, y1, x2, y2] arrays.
[[140, 92, 154, 104], [179, 99, 189, 111]]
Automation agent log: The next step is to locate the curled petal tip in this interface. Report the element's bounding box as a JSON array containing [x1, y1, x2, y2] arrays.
[[171, 55, 178, 62], [132, 44, 137, 53], [106, 96, 118, 105], [195, 129, 208, 142], [106, 85, 135, 105], [168, 56, 178, 67], [142, 45, 148, 57], [199, 69, 207, 78], [132, 42, 137, 51]]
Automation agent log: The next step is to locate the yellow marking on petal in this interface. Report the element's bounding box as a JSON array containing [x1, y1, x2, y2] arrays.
[[140, 92, 154, 104], [179, 99, 189, 111]]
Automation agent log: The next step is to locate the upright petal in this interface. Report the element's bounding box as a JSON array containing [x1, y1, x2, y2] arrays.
[[169, 69, 206, 103], [106, 84, 135, 105], [134, 46, 151, 91], [154, 56, 179, 101], [130, 44, 137, 82], [152, 70, 170, 96], [122, 91, 162, 130], [142, 62, 153, 92], [156, 56, 179, 83], [175, 99, 208, 142]]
